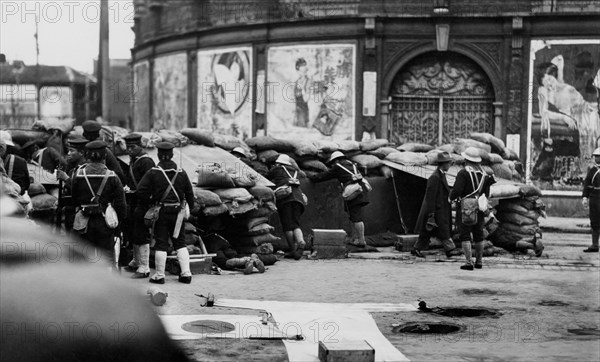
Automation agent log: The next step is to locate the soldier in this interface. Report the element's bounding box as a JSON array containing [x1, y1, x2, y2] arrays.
[[136, 142, 195, 284], [0, 136, 30, 195], [81, 120, 126, 183], [56, 138, 89, 234], [71, 141, 127, 258], [21, 139, 67, 173], [122, 133, 156, 278], [582, 147, 600, 253]]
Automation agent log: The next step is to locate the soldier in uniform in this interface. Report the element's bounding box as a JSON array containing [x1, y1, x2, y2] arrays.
[[0, 136, 30, 195], [71, 141, 127, 258], [122, 133, 156, 278], [81, 120, 126, 184], [56, 138, 89, 234], [582, 147, 600, 253], [136, 142, 194, 284], [22, 139, 67, 173]]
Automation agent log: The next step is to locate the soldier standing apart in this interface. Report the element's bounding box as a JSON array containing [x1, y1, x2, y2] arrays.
[[136, 142, 194, 284], [71, 141, 127, 260], [309, 151, 370, 247], [122, 134, 156, 278], [449, 147, 496, 270], [582, 147, 600, 253], [81, 120, 126, 184], [412, 152, 457, 258]]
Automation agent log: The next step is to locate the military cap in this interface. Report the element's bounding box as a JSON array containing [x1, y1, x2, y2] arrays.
[[82, 120, 102, 133], [85, 140, 107, 150], [156, 142, 174, 152], [68, 137, 88, 150], [123, 133, 143, 145]]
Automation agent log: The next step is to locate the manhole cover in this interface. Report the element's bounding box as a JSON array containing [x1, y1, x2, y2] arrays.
[[462, 288, 498, 295], [181, 320, 236, 334], [393, 322, 464, 335], [432, 308, 502, 318], [539, 300, 570, 306], [567, 328, 600, 336]]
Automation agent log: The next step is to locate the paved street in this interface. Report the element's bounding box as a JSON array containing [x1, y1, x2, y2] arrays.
[[120, 232, 600, 361]]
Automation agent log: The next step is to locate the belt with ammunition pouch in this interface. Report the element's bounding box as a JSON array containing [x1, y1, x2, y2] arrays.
[[80, 203, 103, 216]]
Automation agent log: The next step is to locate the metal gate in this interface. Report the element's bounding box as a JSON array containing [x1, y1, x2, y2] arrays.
[[388, 53, 495, 146]]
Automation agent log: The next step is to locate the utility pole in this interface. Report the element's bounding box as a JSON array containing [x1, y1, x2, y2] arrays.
[[99, 0, 110, 123], [35, 20, 40, 119]]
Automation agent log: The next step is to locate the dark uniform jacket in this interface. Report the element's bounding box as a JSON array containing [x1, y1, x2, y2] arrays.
[[126, 152, 155, 191], [582, 164, 600, 198], [415, 168, 452, 239], [71, 163, 127, 222], [105, 148, 126, 185], [31, 147, 67, 173], [449, 165, 495, 201], [267, 164, 305, 208], [135, 160, 194, 211], [311, 158, 369, 206], [3, 155, 30, 195]]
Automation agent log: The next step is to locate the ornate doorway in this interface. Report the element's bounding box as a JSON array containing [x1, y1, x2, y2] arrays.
[[389, 52, 495, 145]]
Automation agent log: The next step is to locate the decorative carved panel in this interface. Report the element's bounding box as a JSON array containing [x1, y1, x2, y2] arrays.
[[471, 42, 503, 68]]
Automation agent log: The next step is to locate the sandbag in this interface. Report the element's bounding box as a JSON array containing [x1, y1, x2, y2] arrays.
[[519, 184, 542, 197], [350, 154, 383, 169], [491, 163, 513, 180], [303, 170, 321, 179], [180, 128, 214, 147], [469, 132, 505, 153], [257, 150, 280, 163], [241, 206, 274, 219], [397, 143, 434, 153], [202, 204, 229, 216], [234, 223, 275, 236], [248, 186, 275, 203], [436, 144, 454, 153], [368, 147, 398, 159], [233, 233, 281, 247], [359, 139, 389, 152], [453, 138, 492, 154], [235, 243, 274, 255], [495, 202, 529, 215], [496, 212, 538, 226], [451, 154, 465, 164], [195, 164, 236, 188], [300, 159, 328, 172], [501, 147, 520, 161], [226, 200, 258, 216], [213, 188, 253, 203], [1, 175, 22, 198], [7, 129, 50, 148], [292, 141, 319, 157], [487, 153, 504, 164], [235, 216, 270, 231], [385, 151, 428, 165], [135, 132, 162, 148], [28, 183, 46, 197], [191, 189, 222, 214], [245, 136, 295, 152], [336, 140, 360, 152], [30, 193, 58, 211], [213, 134, 250, 152], [500, 222, 540, 236], [247, 160, 270, 176], [156, 130, 188, 147], [313, 140, 339, 153], [490, 184, 520, 199], [425, 149, 444, 165], [228, 169, 258, 188], [32, 118, 75, 134]]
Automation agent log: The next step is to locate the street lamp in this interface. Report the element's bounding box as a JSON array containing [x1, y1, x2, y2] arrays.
[[433, 0, 450, 15]]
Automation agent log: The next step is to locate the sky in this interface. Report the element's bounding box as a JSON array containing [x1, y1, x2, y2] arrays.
[[0, 0, 134, 74]]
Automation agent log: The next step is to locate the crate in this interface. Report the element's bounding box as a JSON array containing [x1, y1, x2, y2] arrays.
[[395, 234, 419, 252], [166, 256, 212, 275], [318, 340, 375, 362], [312, 229, 347, 259]]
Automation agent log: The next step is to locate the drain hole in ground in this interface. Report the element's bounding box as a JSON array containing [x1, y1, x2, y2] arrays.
[[182, 320, 236, 334], [539, 300, 570, 306], [393, 322, 464, 334], [567, 328, 600, 337]]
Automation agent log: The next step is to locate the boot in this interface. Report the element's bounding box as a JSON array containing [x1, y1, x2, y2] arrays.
[[285, 231, 301, 260], [226, 258, 254, 274], [460, 241, 474, 270], [177, 247, 192, 284], [473, 242, 484, 269], [150, 251, 167, 284], [293, 228, 306, 251], [584, 230, 599, 252], [442, 238, 457, 258], [132, 244, 150, 278], [125, 245, 140, 272], [352, 222, 366, 247], [251, 253, 265, 273]]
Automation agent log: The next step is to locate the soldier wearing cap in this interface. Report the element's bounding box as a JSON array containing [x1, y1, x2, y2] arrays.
[[71, 140, 127, 255], [81, 120, 126, 184], [450, 147, 497, 270], [582, 147, 600, 253], [56, 137, 89, 234], [309, 151, 370, 248], [0, 136, 30, 195], [412, 152, 458, 259], [22, 139, 67, 174], [136, 142, 194, 284], [122, 133, 156, 278]]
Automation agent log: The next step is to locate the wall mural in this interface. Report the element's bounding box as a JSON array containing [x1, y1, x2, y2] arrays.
[[267, 43, 355, 141], [197, 47, 252, 138], [133, 61, 150, 131], [527, 40, 600, 192], [153, 53, 188, 131]]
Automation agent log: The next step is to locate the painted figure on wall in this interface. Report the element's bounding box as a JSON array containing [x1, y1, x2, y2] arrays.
[[294, 58, 310, 127]]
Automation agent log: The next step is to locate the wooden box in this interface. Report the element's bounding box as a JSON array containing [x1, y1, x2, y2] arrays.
[[395, 234, 419, 252], [166, 256, 212, 275], [312, 229, 347, 259], [318, 340, 375, 362]]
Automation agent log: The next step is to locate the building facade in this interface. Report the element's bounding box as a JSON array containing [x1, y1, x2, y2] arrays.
[[131, 0, 600, 201]]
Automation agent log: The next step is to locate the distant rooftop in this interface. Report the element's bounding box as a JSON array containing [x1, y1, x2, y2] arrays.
[[0, 62, 97, 85]]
